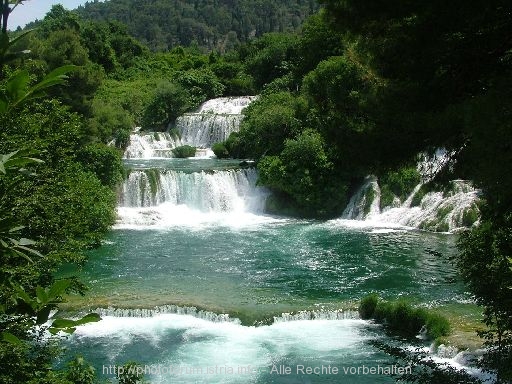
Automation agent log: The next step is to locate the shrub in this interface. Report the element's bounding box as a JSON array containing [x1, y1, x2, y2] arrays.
[[359, 294, 451, 339], [212, 142, 230, 159], [172, 145, 196, 158], [359, 293, 379, 319], [76, 143, 124, 188], [379, 166, 421, 204], [462, 205, 479, 227], [379, 185, 395, 210]]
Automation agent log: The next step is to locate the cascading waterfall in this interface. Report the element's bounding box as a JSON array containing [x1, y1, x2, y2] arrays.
[[176, 96, 257, 149], [120, 168, 264, 211], [123, 96, 257, 159], [342, 178, 480, 232], [374, 180, 480, 231], [117, 167, 269, 228], [341, 176, 381, 220], [124, 132, 181, 159], [341, 150, 481, 232]]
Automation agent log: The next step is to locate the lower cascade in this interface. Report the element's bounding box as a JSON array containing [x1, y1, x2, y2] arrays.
[[117, 167, 268, 227], [120, 168, 264, 211]]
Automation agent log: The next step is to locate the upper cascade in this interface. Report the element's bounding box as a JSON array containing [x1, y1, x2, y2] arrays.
[[124, 132, 181, 159], [176, 96, 258, 149], [123, 96, 257, 159]]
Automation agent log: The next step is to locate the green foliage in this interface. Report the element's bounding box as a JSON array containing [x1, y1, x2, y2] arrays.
[[0, 66, 75, 114], [379, 167, 421, 205], [363, 186, 376, 216], [175, 68, 225, 105], [359, 293, 379, 319], [359, 295, 451, 340], [87, 101, 133, 147], [232, 92, 306, 159], [457, 217, 512, 381], [296, 10, 344, 77], [77, 0, 318, 52], [462, 205, 480, 227], [172, 145, 196, 158], [243, 33, 299, 89], [65, 355, 97, 384], [212, 142, 230, 159], [379, 185, 396, 211], [141, 81, 193, 131], [118, 362, 147, 384], [211, 60, 255, 95], [76, 144, 124, 188], [258, 129, 348, 218]]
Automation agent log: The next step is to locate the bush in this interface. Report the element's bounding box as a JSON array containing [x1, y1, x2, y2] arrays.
[[76, 143, 124, 188], [172, 145, 196, 158], [359, 294, 451, 339], [359, 293, 379, 319], [379, 166, 421, 203], [141, 82, 193, 131], [257, 129, 348, 218], [87, 101, 134, 147], [212, 142, 230, 158], [379, 185, 396, 210]]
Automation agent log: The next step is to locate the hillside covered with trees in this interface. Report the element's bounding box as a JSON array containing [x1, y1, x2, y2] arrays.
[[73, 0, 319, 52]]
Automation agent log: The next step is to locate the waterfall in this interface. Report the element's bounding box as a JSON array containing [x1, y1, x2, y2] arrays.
[[176, 96, 258, 148], [342, 178, 480, 232], [95, 305, 241, 324], [375, 180, 480, 231], [341, 176, 381, 220], [124, 132, 181, 159], [117, 167, 269, 228], [123, 96, 257, 158]]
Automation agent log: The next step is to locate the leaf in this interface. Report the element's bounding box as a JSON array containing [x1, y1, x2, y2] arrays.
[[16, 245, 43, 258], [1, 332, 22, 345], [8, 226, 25, 233], [11, 249, 34, 264], [36, 306, 52, 325], [47, 279, 71, 300], [75, 313, 101, 326], [4, 157, 44, 168], [51, 318, 78, 329], [18, 238, 36, 246], [36, 287, 48, 304], [28, 65, 78, 95], [50, 313, 101, 335]]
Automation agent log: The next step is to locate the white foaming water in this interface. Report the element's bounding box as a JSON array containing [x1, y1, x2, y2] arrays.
[[176, 96, 257, 148], [341, 148, 480, 232], [371, 181, 479, 232], [123, 96, 257, 159], [117, 168, 273, 229], [342, 176, 381, 220], [70, 314, 376, 384], [195, 96, 258, 115], [124, 132, 182, 159]]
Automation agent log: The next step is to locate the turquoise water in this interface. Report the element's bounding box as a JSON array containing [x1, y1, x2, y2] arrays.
[[63, 159, 470, 383]]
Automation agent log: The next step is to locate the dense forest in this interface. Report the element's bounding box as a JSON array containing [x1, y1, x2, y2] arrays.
[[72, 0, 319, 52], [0, 0, 511, 383]]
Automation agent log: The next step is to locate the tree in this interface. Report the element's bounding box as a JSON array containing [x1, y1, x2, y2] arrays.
[[258, 129, 348, 217], [141, 81, 193, 130]]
